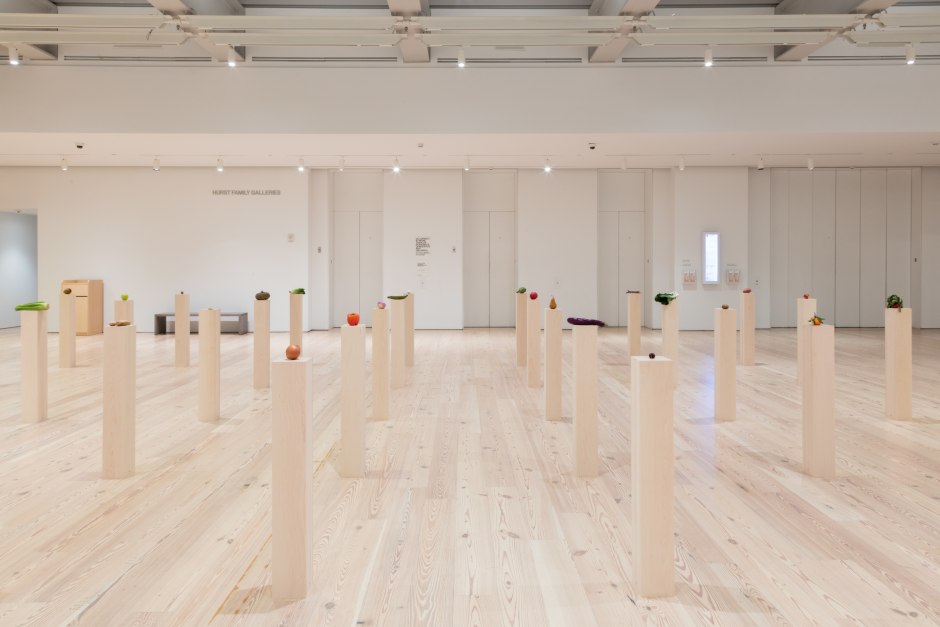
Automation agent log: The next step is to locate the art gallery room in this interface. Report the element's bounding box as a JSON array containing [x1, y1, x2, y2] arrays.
[[3, 0, 940, 625]]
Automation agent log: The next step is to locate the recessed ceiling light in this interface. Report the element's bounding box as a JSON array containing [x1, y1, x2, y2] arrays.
[[297, 157, 305, 173], [464, 156, 470, 172], [678, 156, 685, 171], [807, 157, 814, 171], [906, 43, 916, 65], [152, 157, 160, 171], [8, 44, 19, 66], [392, 157, 401, 174], [704, 48, 713, 68], [217, 157, 224, 172], [338, 156, 345, 171], [60, 158, 68, 171], [543, 158, 552, 173], [227, 48, 237, 68], [457, 49, 466, 68]]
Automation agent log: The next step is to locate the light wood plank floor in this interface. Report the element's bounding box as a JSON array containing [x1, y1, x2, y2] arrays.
[[1, 326, 939, 626]]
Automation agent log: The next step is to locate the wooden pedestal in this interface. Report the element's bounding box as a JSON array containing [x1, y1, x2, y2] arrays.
[[114, 299, 134, 324], [391, 299, 406, 388], [272, 357, 315, 601], [631, 354, 675, 598], [573, 324, 598, 477], [405, 292, 415, 367], [526, 297, 541, 388], [515, 292, 527, 367], [714, 307, 737, 422], [20, 309, 48, 423], [341, 324, 365, 478], [885, 307, 912, 421], [739, 291, 755, 366], [174, 293, 190, 367], [372, 307, 390, 421], [59, 292, 76, 368], [661, 301, 679, 388], [198, 309, 221, 422], [627, 292, 642, 357], [102, 324, 136, 479], [289, 293, 303, 349], [544, 308, 562, 421], [253, 299, 270, 390], [801, 323, 835, 479], [796, 297, 817, 384]]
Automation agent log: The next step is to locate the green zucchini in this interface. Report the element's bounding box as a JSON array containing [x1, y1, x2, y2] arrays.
[[387, 294, 408, 300], [15, 301, 50, 311]]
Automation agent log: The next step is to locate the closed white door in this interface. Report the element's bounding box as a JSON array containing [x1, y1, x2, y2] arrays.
[[489, 212, 515, 327], [359, 212, 383, 327], [598, 211, 645, 328], [618, 212, 645, 327], [333, 212, 360, 327], [463, 212, 490, 327]]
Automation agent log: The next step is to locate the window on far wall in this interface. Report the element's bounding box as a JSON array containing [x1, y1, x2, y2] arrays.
[[702, 232, 720, 285]]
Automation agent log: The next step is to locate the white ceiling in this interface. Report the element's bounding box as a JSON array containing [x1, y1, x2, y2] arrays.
[[2, 131, 938, 169]]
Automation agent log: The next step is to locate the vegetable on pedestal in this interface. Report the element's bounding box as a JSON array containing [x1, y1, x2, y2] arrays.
[[347, 312, 360, 326], [886, 294, 904, 309], [14, 301, 50, 311], [654, 292, 678, 306], [255, 290, 270, 301]]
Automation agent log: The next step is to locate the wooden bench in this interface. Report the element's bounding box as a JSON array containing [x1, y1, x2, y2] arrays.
[[154, 312, 248, 335]]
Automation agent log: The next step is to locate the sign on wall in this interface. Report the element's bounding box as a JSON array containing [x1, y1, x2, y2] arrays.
[[416, 236, 431, 288]]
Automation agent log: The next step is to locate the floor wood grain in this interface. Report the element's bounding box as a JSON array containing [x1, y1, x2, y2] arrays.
[[1, 326, 939, 626]]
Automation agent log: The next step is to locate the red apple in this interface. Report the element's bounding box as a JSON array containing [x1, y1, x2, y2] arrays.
[[803, 293, 810, 299], [347, 312, 360, 326], [285, 344, 301, 360], [529, 292, 538, 300]]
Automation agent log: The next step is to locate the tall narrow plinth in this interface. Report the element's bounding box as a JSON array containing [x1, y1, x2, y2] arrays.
[[289, 292, 304, 349], [390, 299, 406, 388], [631, 355, 676, 598], [20, 309, 48, 423], [515, 292, 527, 367], [573, 324, 598, 477], [739, 291, 755, 366], [198, 309, 221, 422], [661, 301, 679, 388], [272, 357, 314, 601], [526, 297, 541, 387], [59, 292, 76, 368], [802, 323, 835, 479], [796, 297, 817, 384], [372, 307, 390, 421], [253, 299, 270, 390], [341, 324, 365, 478], [102, 324, 136, 479], [405, 292, 415, 367], [114, 299, 134, 325], [544, 308, 562, 421], [885, 307, 912, 421], [174, 293, 190, 367], [627, 292, 642, 357], [714, 307, 737, 422]]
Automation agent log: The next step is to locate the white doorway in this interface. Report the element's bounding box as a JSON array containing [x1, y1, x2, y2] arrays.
[[463, 211, 516, 327], [0, 211, 38, 329], [333, 211, 383, 327]]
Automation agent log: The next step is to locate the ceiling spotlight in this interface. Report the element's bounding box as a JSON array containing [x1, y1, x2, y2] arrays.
[[216, 157, 224, 172], [297, 158, 305, 173], [392, 157, 401, 174], [464, 157, 470, 172], [338, 157, 345, 172], [807, 157, 814, 171], [543, 158, 552, 173], [704, 48, 713, 68], [8, 44, 19, 66], [457, 49, 466, 68], [757, 156, 765, 171], [906, 43, 916, 65], [227, 48, 237, 68], [60, 158, 68, 172], [152, 157, 160, 171], [678, 156, 686, 171]]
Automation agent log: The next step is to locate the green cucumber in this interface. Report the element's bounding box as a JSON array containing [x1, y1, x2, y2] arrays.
[[15, 301, 50, 311]]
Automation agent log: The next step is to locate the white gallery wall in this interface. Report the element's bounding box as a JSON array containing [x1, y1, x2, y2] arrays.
[[0, 212, 38, 329], [0, 167, 309, 332]]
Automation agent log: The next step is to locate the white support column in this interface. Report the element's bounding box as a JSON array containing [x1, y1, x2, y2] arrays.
[[573, 324, 599, 477], [253, 299, 270, 390], [739, 291, 755, 366], [174, 293, 190, 367], [515, 292, 527, 367], [272, 356, 314, 601], [290, 293, 304, 349], [714, 307, 737, 422], [102, 324, 136, 479], [372, 307, 390, 421], [59, 292, 76, 368], [796, 297, 817, 384], [661, 301, 679, 388], [802, 323, 835, 479], [198, 309, 221, 422], [885, 307, 912, 421], [544, 307, 563, 421], [631, 354, 675, 599], [405, 291, 415, 367], [627, 292, 642, 357], [20, 309, 48, 424], [341, 324, 365, 478], [526, 296, 541, 388], [391, 299, 406, 388], [114, 299, 135, 324]]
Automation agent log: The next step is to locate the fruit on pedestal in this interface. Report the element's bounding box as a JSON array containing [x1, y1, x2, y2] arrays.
[[121, 293, 129, 301], [377, 301, 386, 310], [721, 304, 729, 310], [743, 288, 752, 294], [255, 291, 270, 301], [803, 293, 810, 299], [347, 312, 360, 326], [549, 296, 557, 310], [530, 292, 538, 300], [649, 353, 656, 359], [285, 344, 301, 360], [63, 288, 72, 295], [809, 313, 824, 326]]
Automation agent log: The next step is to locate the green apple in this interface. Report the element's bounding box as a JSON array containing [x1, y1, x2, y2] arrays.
[[121, 294, 129, 301]]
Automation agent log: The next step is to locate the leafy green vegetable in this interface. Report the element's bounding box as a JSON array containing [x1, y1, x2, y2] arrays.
[[654, 292, 678, 305], [886, 294, 903, 309], [15, 301, 50, 311], [290, 288, 306, 295], [516, 287, 526, 294]]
